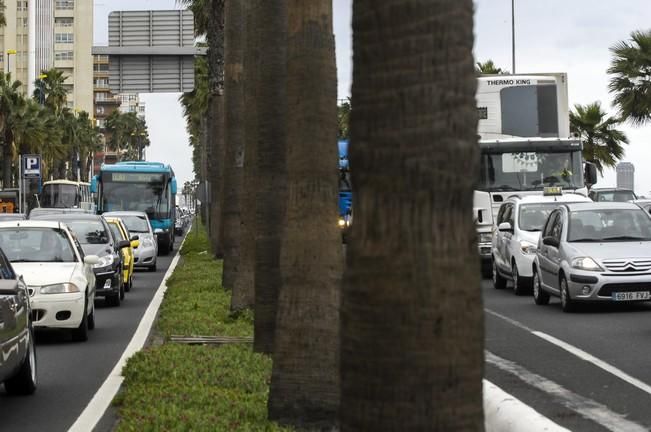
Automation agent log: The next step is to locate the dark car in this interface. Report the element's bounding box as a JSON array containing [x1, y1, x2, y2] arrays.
[[588, 188, 637, 203], [28, 207, 91, 219], [0, 247, 36, 395], [30, 213, 130, 307]]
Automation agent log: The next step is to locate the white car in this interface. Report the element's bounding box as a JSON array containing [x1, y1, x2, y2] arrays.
[[0, 221, 99, 342], [103, 211, 158, 271], [492, 191, 592, 294]]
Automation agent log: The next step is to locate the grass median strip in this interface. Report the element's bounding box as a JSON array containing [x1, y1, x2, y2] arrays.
[[113, 222, 291, 431]]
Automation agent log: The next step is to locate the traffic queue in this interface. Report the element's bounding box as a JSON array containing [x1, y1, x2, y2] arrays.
[[0, 207, 172, 396], [490, 186, 651, 312]]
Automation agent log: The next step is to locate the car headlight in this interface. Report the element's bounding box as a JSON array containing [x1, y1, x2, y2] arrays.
[[338, 218, 346, 228], [142, 237, 154, 247], [571, 257, 603, 272], [520, 240, 537, 254], [94, 255, 115, 269], [478, 232, 492, 244], [40, 283, 80, 294]]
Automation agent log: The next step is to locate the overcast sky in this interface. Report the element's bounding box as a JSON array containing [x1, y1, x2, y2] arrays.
[[96, 1, 651, 194]]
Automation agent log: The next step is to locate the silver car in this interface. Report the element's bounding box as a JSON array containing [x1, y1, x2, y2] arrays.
[[103, 211, 158, 272], [532, 202, 651, 312]]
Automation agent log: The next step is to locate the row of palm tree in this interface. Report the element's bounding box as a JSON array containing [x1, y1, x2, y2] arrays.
[[0, 69, 101, 186], [179, 0, 482, 430], [104, 110, 150, 161]]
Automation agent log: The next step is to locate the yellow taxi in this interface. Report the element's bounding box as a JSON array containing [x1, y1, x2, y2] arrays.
[[105, 217, 139, 292]]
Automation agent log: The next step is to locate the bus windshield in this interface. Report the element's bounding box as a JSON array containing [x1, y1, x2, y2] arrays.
[[478, 150, 583, 192], [41, 184, 78, 208], [100, 175, 170, 219]]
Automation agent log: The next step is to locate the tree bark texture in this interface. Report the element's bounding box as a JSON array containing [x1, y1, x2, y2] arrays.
[[341, 1, 484, 431], [268, 1, 342, 428], [207, 0, 226, 259], [252, 0, 288, 354], [2, 134, 12, 187], [230, 0, 257, 313], [221, 0, 245, 291]]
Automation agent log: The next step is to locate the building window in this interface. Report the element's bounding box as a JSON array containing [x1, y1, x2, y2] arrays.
[[55, 17, 74, 27], [55, 33, 74, 44], [17, 18, 28, 27], [55, 0, 74, 10], [55, 51, 74, 61], [17, 1, 28, 12]]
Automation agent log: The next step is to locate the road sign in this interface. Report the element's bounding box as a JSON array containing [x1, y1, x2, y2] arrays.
[[23, 154, 41, 178]]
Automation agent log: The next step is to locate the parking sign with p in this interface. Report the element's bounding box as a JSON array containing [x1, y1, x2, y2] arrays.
[[23, 154, 41, 178]]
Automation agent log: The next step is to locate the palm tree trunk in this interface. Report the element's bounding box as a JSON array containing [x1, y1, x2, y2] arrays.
[[206, 0, 226, 259], [340, 1, 484, 431], [221, 0, 245, 291], [252, 0, 288, 354], [2, 138, 12, 187], [267, 1, 341, 428], [230, 0, 257, 313]]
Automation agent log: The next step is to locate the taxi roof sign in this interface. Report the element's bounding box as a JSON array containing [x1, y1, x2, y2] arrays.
[[543, 186, 563, 196]]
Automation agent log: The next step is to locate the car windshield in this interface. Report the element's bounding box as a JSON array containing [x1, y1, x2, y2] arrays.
[[594, 190, 637, 202], [108, 223, 125, 242], [64, 220, 110, 245], [118, 215, 150, 233], [0, 227, 76, 263], [518, 203, 561, 231], [568, 209, 651, 242]]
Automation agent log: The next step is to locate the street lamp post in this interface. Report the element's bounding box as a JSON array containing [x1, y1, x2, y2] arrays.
[[6, 49, 16, 75]]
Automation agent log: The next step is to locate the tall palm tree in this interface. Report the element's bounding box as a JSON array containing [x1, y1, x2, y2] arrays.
[[608, 30, 651, 125], [268, 1, 342, 428], [570, 102, 628, 175], [220, 0, 245, 291], [340, 1, 484, 430], [0, 73, 25, 186], [34, 68, 68, 116], [476, 59, 507, 74], [252, 0, 288, 355], [230, 0, 257, 313]]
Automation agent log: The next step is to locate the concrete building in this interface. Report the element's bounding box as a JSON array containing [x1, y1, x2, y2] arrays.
[[118, 92, 146, 119], [616, 162, 635, 192], [0, 0, 93, 113]]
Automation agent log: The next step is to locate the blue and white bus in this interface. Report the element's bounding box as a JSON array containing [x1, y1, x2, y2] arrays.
[[91, 161, 177, 254]]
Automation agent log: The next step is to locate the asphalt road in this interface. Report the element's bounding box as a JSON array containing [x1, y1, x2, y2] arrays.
[[484, 275, 651, 431], [0, 249, 177, 432]]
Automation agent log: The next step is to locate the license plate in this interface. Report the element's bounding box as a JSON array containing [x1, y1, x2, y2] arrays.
[[612, 292, 651, 301]]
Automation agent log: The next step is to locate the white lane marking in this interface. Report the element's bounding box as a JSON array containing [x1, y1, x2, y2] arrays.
[[486, 308, 651, 398], [487, 351, 648, 432], [483, 379, 571, 432], [68, 230, 190, 432]]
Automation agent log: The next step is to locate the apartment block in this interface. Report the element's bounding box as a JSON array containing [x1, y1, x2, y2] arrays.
[[0, 0, 93, 114]]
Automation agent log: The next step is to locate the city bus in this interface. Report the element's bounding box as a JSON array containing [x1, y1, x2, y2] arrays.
[[91, 161, 177, 254], [40, 180, 94, 212]]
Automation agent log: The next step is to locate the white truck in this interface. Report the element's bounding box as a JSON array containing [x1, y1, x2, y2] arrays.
[[474, 73, 597, 276]]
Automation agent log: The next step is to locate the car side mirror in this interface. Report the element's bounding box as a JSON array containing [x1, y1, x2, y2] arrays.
[[84, 255, 100, 265], [117, 240, 130, 249], [131, 240, 140, 249], [130, 235, 139, 241], [584, 162, 597, 187], [498, 222, 513, 232], [542, 236, 560, 248]]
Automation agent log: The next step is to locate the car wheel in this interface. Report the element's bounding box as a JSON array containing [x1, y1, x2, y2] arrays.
[[4, 327, 37, 395], [533, 271, 550, 305], [493, 259, 507, 289], [119, 278, 125, 300], [560, 275, 576, 313], [149, 262, 157, 272], [88, 301, 95, 331], [71, 298, 89, 342], [512, 262, 529, 296]]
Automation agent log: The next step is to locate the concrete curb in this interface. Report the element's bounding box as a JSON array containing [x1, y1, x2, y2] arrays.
[[484, 380, 570, 432]]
